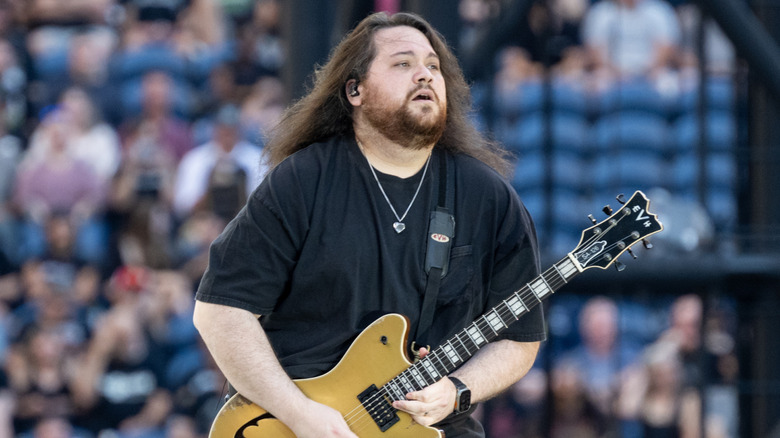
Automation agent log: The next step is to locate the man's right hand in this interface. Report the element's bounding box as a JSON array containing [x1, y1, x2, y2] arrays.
[[285, 400, 358, 438]]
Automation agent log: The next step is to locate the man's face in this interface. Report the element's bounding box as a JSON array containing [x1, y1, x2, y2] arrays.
[[357, 26, 447, 148]]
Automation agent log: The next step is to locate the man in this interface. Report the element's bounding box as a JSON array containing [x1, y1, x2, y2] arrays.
[[581, 0, 681, 78], [193, 12, 545, 438], [173, 104, 266, 220]]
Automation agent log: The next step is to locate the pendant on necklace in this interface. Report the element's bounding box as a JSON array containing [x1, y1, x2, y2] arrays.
[[393, 222, 406, 233]]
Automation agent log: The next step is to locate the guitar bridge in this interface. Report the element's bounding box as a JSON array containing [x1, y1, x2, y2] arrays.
[[357, 384, 399, 432]]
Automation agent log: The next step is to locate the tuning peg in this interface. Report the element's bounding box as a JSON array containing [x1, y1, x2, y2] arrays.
[[616, 194, 627, 204], [602, 205, 613, 215], [614, 259, 626, 272], [627, 248, 637, 259], [588, 214, 597, 224], [642, 239, 653, 250]]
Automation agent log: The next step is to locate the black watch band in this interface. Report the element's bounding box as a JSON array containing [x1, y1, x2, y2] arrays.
[[449, 376, 471, 414]]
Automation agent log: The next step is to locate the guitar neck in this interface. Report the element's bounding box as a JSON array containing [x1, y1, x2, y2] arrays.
[[381, 255, 581, 400]]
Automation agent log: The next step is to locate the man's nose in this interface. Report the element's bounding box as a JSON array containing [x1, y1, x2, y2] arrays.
[[414, 64, 434, 83]]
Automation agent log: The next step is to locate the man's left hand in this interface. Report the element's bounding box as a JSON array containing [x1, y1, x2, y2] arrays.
[[391, 376, 456, 426]]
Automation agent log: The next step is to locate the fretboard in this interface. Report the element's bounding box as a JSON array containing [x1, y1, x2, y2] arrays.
[[381, 256, 580, 400]]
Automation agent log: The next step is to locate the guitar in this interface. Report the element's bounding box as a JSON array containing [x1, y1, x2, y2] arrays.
[[209, 190, 663, 437]]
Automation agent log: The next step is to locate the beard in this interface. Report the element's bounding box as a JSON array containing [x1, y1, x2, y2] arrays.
[[360, 84, 447, 150]]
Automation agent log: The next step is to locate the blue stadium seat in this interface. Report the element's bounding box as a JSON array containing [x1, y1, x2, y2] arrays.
[[110, 43, 188, 80], [591, 151, 668, 194], [504, 111, 591, 154], [593, 79, 671, 116], [670, 151, 737, 192], [671, 110, 737, 153], [551, 80, 588, 116], [679, 76, 735, 113], [707, 188, 737, 231], [511, 151, 545, 192], [494, 80, 544, 119], [591, 111, 670, 155]]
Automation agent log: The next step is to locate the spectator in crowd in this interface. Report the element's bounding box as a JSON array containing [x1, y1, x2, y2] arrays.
[[581, 0, 681, 81], [5, 326, 80, 435], [238, 75, 285, 145], [33, 29, 118, 123], [23, 416, 88, 438], [559, 296, 642, 420], [108, 122, 177, 270], [70, 265, 173, 435], [231, 0, 283, 89], [617, 338, 702, 438], [548, 362, 607, 438], [658, 293, 703, 389], [120, 70, 194, 163], [24, 86, 121, 186], [173, 103, 265, 220], [11, 109, 108, 265], [458, 0, 500, 55]]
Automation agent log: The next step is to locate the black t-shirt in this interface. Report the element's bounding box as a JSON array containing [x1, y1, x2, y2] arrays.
[[196, 136, 546, 380]]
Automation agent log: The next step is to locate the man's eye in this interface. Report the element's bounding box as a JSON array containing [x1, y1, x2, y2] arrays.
[[428, 64, 440, 70]]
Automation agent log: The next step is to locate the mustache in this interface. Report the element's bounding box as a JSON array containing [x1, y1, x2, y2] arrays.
[[407, 84, 438, 101]]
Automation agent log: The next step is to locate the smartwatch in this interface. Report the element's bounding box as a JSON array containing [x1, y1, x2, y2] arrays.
[[449, 376, 471, 414]]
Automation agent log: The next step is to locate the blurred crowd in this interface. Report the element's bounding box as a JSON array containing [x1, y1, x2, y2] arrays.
[[0, 0, 740, 437]]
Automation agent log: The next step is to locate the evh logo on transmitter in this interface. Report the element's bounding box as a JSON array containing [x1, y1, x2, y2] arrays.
[[430, 233, 450, 243]]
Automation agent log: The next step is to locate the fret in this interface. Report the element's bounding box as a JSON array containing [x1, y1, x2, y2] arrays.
[[481, 314, 498, 335], [442, 342, 461, 366], [386, 381, 405, 401], [558, 258, 579, 278], [454, 332, 472, 357], [398, 375, 414, 393], [409, 367, 427, 388], [459, 329, 480, 353], [421, 359, 439, 380], [486, 309, 506, 333], [540, 274, 553, 293], [466, 324, 486, 347], [428, 351, 448, 376], [528, 278, 551, 299], [506, 294, 528, 318], [552, 263, 568, 284]]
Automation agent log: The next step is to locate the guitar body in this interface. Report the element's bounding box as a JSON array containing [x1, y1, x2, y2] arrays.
[[209, 314, 443, 438]]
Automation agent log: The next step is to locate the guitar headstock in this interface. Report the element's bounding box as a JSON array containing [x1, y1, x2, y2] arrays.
[[570, 191, 663, 271]]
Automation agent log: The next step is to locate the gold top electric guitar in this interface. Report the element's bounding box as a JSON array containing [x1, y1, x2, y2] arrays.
[[209, 190, 663, 437]]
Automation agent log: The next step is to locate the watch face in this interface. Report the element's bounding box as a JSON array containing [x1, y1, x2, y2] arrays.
[[457, 390, 471, 412]]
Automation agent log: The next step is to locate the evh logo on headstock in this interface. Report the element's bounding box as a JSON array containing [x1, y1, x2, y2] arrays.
[[632, 205, 653, 228]]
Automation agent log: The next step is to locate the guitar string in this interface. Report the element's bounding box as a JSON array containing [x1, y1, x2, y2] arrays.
[[342, 213, 640, 431]]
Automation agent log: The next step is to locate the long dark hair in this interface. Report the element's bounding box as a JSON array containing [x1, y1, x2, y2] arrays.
[[264, 11, 512, 177]]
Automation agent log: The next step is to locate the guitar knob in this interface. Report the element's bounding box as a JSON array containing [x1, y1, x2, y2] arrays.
[[642, 239, 653, 250], [588, 214, 597, 224], [614, 260, 626, 272], [602, 205, 613, 215], [616, 194, 627, 204], [627, 248, 637, 259]]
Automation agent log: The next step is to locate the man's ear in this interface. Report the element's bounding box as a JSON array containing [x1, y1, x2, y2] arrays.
[[346, 79, 362, 106]]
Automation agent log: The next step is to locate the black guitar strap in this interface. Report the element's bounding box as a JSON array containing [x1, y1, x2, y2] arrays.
[[415, 151, 455, 352]]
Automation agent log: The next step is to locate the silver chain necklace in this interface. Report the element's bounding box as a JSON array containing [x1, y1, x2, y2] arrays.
[[361, 148, 432, 234]]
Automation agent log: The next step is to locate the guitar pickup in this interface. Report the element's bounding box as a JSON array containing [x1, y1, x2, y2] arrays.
[[357, 384, 399, 432]]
